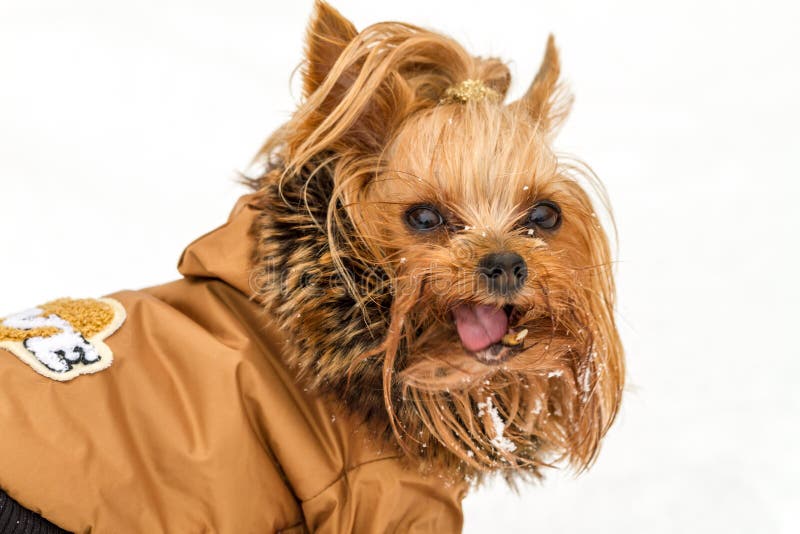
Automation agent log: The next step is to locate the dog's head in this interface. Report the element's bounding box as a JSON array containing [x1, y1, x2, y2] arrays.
[[251, 1, 623, 481]]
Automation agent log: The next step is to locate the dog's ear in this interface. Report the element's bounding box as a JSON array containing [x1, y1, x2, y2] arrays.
[[303, 1, 358, 98], [288, 15, 448, 166], [511, 35, 573, 135]]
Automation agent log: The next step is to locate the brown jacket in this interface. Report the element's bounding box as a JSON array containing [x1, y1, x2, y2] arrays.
[[0, 196, 466, 533]]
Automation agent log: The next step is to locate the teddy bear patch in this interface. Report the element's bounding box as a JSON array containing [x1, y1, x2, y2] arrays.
[[0, 297, 126, 381]]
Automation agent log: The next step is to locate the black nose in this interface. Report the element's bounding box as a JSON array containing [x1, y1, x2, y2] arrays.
[[478, 252, 528, 295]]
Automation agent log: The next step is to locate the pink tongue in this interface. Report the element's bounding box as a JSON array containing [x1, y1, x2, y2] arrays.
[[453, 304, 509, 352]]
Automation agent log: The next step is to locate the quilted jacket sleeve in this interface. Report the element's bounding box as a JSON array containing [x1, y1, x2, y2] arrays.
[[300, 457, 467, 534]]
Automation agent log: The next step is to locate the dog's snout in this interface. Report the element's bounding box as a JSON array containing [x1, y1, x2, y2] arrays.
[[478, 252, 527, 295]]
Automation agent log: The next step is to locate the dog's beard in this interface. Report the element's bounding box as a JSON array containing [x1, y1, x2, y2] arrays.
[[376, 263, 607, 480], [250, 162, 619, 481]]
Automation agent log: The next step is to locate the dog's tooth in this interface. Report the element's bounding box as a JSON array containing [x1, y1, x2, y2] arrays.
[[501, 328, 528, 347]]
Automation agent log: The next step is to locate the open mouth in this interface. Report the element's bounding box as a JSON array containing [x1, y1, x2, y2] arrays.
[[452, 303, 528, 365]]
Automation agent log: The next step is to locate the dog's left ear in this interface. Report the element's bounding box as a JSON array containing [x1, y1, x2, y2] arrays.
[[511, 35, 573, 135], [302, 1, 358, 98], [288, 7, 452, 166]]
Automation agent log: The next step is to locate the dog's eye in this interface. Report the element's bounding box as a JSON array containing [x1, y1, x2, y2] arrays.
[[406, 205, 444, 232], [527, 201, 561, 231]]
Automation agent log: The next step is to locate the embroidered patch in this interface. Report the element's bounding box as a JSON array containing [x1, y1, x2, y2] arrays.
[[0, 297, 126, 381]]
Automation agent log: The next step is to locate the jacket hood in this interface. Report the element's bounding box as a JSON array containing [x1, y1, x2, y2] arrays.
[[177, 194, 260, 296]]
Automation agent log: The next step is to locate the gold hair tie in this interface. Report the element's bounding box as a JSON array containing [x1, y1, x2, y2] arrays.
[[440, 79, 501, 105]]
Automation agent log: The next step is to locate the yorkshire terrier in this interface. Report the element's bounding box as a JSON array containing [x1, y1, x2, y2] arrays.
[[0, 1, 624, 531], [251, 1, 624, 481]]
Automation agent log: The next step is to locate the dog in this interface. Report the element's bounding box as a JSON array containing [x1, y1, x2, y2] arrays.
[[0, 2, 623, 532], [250, 1, 624, 479]]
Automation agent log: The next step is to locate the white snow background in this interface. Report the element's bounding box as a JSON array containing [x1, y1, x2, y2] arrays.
[[1, 1, 798, 532]]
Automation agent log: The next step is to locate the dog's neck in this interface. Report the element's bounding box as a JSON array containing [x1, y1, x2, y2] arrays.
[[250, 162, 399, 437]]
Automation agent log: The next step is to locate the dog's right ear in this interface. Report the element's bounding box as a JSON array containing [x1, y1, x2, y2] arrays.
[[303, 1, 358, 98], [510, 35, 573, 136]]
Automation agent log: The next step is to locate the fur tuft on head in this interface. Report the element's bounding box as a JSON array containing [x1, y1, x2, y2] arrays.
[[250, 1, 623, 483]]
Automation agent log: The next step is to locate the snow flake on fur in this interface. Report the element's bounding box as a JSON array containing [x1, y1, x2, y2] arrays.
[[0, 297, 126, 381]]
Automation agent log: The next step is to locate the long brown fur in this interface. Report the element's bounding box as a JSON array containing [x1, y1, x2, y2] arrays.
[[250, 1, 624, 484]]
